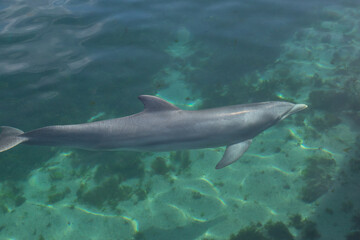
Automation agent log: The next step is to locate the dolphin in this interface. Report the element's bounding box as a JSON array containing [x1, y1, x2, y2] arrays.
[[0, 95, 307, 169]]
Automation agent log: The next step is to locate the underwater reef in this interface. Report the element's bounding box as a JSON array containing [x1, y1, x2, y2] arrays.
[[300, 153, 336, 203], [229, 215, 321, 240], [0, 181, 26, 212], [68, 150, 193, 210]]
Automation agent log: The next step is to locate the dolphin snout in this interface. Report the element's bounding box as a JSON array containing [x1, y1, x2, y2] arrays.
[[291, 104, 308, 114], [280, 103, 308, 120]]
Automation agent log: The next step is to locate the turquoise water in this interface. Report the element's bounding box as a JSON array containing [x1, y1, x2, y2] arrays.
[[1, 0, 360, 239]]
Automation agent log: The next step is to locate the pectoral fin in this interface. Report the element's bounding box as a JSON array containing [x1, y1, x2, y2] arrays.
[[215, 139, 252, 169]]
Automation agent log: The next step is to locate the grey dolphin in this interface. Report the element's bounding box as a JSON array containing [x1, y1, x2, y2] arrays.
[[0, 95, 307, 169]]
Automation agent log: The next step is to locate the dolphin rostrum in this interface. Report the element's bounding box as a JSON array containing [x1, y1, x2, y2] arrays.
[[0, 95, 307, 169]]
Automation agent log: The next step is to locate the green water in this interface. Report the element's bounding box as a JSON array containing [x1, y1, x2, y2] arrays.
[[0, 0, 360, 239]]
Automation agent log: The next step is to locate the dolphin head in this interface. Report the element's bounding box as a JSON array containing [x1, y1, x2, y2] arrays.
[[231, 101, 307, 139], [280, 103, 308, 120], [271, 102, 308, 121]]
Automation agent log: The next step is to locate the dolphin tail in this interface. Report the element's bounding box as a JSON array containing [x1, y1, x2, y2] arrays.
[[0, 126, 26, 152]]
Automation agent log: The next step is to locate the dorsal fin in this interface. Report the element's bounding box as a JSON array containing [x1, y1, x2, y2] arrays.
[[138, 95, 180, 112]]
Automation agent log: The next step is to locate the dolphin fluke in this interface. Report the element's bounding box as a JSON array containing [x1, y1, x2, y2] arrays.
[[0, 126, 26, 152]]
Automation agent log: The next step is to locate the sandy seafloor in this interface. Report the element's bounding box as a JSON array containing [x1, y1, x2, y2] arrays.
[[1, 3, 360, 240]]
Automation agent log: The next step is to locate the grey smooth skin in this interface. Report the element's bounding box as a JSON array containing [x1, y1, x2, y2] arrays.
[[0, 95, 307, 169]]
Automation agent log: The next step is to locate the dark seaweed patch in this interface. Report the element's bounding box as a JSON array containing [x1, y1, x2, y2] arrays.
[[300, 221, 321, 240], [300, 154, 336, 203], [346, 231, 360, 240], [47, 187, 70, 204], [77, 177, 132, 209], [170, 151, 191, 174], [151, 157, 170, 175], [309, 113, 341, 131], [308, 90, 350, 112], [351, 211, 360, 230], [230, 224, 268, 240], [265, 221, 294, 240], [289, 214, 304, 229], [230, 220, 295, 240], [14, 195, 26, 207], [93, 152, 145, 183]]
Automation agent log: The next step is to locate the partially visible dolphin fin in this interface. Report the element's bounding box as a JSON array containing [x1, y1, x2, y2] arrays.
[[138, 95, 180, 112], [0, 126, 26, 152], [216, 139, 252, 169]]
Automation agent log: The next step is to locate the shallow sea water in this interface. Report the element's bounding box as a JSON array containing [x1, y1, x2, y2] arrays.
[[1, 0, 360, 239]]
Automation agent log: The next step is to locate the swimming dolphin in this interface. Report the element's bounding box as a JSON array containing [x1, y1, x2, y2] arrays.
[[0, 95, 307, 169]]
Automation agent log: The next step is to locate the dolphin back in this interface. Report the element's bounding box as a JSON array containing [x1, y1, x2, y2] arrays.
[[0, 126, 27, 152]]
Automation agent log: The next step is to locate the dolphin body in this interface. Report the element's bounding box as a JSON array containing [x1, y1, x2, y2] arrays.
[[0, 95, 307, 169]]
